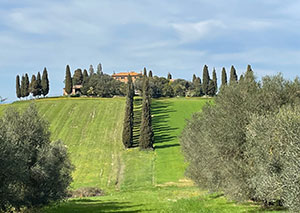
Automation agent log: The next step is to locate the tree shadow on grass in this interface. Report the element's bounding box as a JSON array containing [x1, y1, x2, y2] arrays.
[[151, 100, 179, 149], [56, 198, 154, 213]]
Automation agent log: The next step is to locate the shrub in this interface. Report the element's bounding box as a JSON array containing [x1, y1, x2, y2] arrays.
[[70, 187, 104, 198], [180, 71, 300, 209], [246, 105, 300, 211], [0, 105, 74, 211]]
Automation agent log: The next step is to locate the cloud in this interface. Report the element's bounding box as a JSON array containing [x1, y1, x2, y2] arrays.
[[172, 20, 226, 42]]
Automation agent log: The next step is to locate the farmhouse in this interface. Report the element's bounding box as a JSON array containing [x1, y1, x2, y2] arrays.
[[112, 71, 142, 83], [63, 85, 82, 96]]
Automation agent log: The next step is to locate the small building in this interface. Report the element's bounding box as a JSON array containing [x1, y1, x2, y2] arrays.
[[63, 85, 82, 96], [112, 71, 142, 83]]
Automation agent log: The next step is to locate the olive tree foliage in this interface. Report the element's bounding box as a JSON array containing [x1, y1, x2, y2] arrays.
[[245, 105, 300, 211], [181, 68, 300, 208], [0, 105, 74, 211]]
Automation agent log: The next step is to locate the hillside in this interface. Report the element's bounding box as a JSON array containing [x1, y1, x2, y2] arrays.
[[0, 97, 265, 212], [0, 97, 125, 190]]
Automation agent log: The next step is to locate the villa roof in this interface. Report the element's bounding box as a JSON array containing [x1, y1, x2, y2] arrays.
[[112, 71, 142, 77]]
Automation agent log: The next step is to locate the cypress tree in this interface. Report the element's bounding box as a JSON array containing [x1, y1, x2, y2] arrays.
[[202, 65, 210, 95], [36, 72, 42, 97], [239, 74, 244, 83], [212, 68, 217, 94], [81, 69, 89, 95], [41, 67, 50, 97], [24, 73, 30, 97], [30, 75, 38, 97], [97, 63, 103, 75], [89, 65, 95, 76], [221, 67, 227, 87], [122, 75, 134, 148], [229, 65, 238, 85], [16, 75, 21, 99], [21, 75, 26, 98], [167, 72, 172, 80], [65, 65, 72, 95], [192, 74, 197, 83], [143, 67, 147, 77], [245, 65, 254, 80], [139, 77, 153, 150], [207, 79, 216, 96], [73, 69, 83, 85], [148, 70, 153, 78]]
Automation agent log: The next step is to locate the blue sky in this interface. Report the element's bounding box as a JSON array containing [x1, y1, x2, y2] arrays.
[[0, 0, 300, 102]]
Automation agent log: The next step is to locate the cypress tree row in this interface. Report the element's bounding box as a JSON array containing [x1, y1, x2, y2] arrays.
[[41, 67, 50, 97], [139, 77, 154, 150], [65, 65, 72, 95], [202, 65, 210, 95], [122, 75, 134, 148], [229, 65, 238, 85], [16, 75, 21, 99], [221, 67, 227, 87]]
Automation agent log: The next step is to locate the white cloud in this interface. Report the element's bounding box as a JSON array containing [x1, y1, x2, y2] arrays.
[[172, 20, 226, 42]]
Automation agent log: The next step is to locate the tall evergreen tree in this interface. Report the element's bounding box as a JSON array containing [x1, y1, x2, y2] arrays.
[[143, 67, 147, 77], [36, 72, 42, 97], [30, 75, 38, 97], [21, 75, 26, 98], [202, 65, 210, 95], [139, 77, 153, 150], [192, 74, 197, 83], [65, 65, 72, 95], [229, 65, 238, 85], [24, 73, 30, 97], [221, 67, 227, 87], [81, 69, 89, 95], [239, 74, 244, 83], [167, 72, 172, 80], [212, 68, 217, 94], [245, 65, 254, 81], [89, 65, 95, 76], [148, 70, 153, 78], [207, 79, 216, 96], [16, 75, 21, 99], [97, 63, 103, 75], [194, 77, 203, 96], [73, 69, 83, 85], [122, 75, 134, 148], [41, 67, 49, 97]]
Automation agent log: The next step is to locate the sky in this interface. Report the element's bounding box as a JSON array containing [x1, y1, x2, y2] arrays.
[[0, 0, 300, 102]]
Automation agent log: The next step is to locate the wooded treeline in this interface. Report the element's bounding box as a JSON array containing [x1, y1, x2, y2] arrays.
[[64, 64, 125, 97], [181, 65, 300, 211]]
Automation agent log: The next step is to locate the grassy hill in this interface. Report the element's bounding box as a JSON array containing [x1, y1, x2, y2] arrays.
[[0, 97, 272, 212], [0, 97, 125, 190]]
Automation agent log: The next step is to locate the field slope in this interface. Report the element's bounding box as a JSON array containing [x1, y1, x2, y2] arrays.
[[0, 97, 274, 212], [0, 97, 125, 190]]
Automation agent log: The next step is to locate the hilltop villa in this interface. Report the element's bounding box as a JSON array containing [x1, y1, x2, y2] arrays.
[[112, 71, 142, 83]]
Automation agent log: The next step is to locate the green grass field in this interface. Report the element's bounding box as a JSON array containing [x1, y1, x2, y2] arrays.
[[0, 97, 283, 212]]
